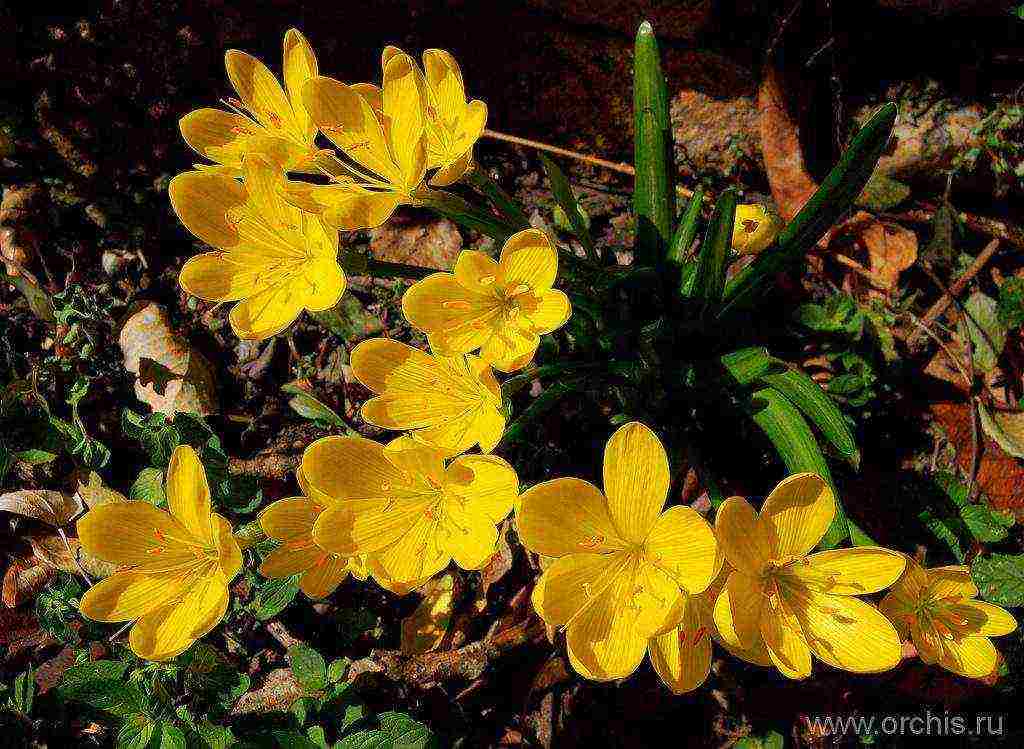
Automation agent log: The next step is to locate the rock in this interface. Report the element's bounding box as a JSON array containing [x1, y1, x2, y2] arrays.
[[524, 0, 713, 40], [672, 88, 762, 186], [370, 216, 463, 270]]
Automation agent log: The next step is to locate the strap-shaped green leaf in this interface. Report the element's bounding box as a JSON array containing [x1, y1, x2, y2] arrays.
[[761, 366, 860, 469], [540, 154, 596, 261], [719, 346, 774, 385], [633, 21, 675, 268], [418, 189, 516, 245], [745, 387, 849, 548], [720, 103, 897, 316], [466, 167, 532, 231], [667, 186, 704, 267], [686, 188, 737, 305]]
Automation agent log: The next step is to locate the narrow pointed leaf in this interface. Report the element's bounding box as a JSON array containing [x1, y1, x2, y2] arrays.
[[667, 185, 704, 268], [540, 154, 596, 261], [418, 190, 516, 245], [633, 20, 675, 267], [685, 188, 737, 305]]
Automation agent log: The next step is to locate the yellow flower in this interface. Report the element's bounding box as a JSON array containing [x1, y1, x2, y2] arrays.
[[170, 154, 346, 340], [516, 422, 720, 681], [401, 229, 572, 372], [732, 203, 780, 255], [304, 435, 518, 592], [350, 337, 505, 455], [713, 474, 906, 679], [180, 28, 324, 173], [373, 46, 486, 186], [879, 560, 1017, 679], [76, 446, 241, 661], [258, 469, 368, 599], [283, 52, 427, 230]]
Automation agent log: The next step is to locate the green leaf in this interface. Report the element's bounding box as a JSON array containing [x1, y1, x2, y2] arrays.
[[735, 731, 785, 749], [327, 657, 351, 684], [251, 575, 301, 621], [116, 714, 155, 749], [58, 661, 147, 717], [339, 712, 440, 749], [289, 645, 328, 693], [744, 387, 848, 548], [10, 666, 35, 715], [632, 20, 675, 267], [760, 366, 860, 468], [466, 167, 531, 231], [668, 186, 704, 276], [13, 448, 58, 465], [684, 188, 737, 307], [282, 383, 348, 431], [997, 276, 1024, 328], [35, 572, 84, 642], [972, 554, 1024, 607], [2, 266, 55, 323], [418, 189, 515, 245], [130, 467, 167, 505], [856, 172, 911, 212], [540, 154, 596, 261], [721, 103, 897, 315], [719, 347, 774, 386], [965, 291, 1007, 372], [151, 723, 188, 749], [312, 295, 384, 341]]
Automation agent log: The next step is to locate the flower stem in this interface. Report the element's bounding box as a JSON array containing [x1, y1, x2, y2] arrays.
[[466, 167, 531, 230]]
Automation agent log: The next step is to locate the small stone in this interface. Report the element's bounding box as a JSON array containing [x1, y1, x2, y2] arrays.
[[370, 216, 462, 269]]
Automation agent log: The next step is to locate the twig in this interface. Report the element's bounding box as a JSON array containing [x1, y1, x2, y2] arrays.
[[483, 129, 703, 202], [892, 206, 1024, 252], [107, 620, 133, 643], [907, 238, 1001, 351], [957, 315, 981, 499], [57, 527, 92, 586]]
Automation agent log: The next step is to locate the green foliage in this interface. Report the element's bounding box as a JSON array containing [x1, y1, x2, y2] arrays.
[[289, 645, 328, 693], [541, 154, 596, 261], [282, 383, 350, 431], [251, 575, 301, 621], [632, 21, 675, 267], [3, 666, 36, 716], [998, 276, 1024, 328], [735, 731, 785, 749], [685, 189, 738, 308], [965, 290, 1007, 372], [337, 712, 441, 749], [972, 553, 1024, 607], [35, 572, 86, 643], [919, 471, 1013, 562]]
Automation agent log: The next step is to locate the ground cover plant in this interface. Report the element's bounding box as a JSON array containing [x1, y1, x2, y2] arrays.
[[3, 3, 1024, 747]]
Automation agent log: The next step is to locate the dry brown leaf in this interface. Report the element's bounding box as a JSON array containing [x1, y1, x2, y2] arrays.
[[401, 573, 456, 655], [0, 489, 83, 527], [119, 302, 217, 417], [0, 609, 42, 645], [758, 65, 818, 223], [75, 471, 128, 510], [28, 530, 116, 579], [3, 556, 55, 607], [861, 220, 918, 290]]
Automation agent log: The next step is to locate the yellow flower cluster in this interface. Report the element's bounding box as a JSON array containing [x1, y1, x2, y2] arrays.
[[170, 29, 490, 341]]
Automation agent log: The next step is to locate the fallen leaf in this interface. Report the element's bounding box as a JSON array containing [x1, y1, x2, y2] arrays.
[[0, 489, 83, 527], [29, 530, 116, 579], [401, 573, 455, 655], [758, 65, 817, 223], [979, 405, 1024, 459], [118, 302, 217, 417], [74, 471, 128, 510], [964, 291, 1007, 373], [861, 220, 917, 290], [3, 556, 55, 607]]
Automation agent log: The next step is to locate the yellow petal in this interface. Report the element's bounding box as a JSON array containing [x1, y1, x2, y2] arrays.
[[927, 565, 978, 599], [382, 436, 447, 486], [563, 559, 654, 681], [443, 504, 498, 570], [77, 502, 201, 570], [938, 635, 999, 679], [228, 281, 305, 340], [169, 171, 247, 250], [166, 445, 214, 545], [760, 473, 835, 559], [461, 99, 488, 144], [259, 496, 321, 541], [129, 570, 228, 661], [953, 601, 1018, 637], [259, 543, 322, 578], [302, 436, 410, 502], [351, 82, 382, 114], [429, 149, 474, 187], [732, 203, 778, 255], [215, 514, 242, 581], [498, 229, 558, 291], [447, 454, 518, 523], [532, 552, 626, 628], [285, 182, 402, 230], [516, 478, 625, 557], [225, 49, 300, 137], [370, 516, 451, 587], [301, 76, 398, 184], [453, 251, 501, 293], [528, 289, 572, 335], [798, 547, 906, 595], [714, 497, 773, 574], [644, 505, 719, 594], [478, 323, 539, 373], [299, 555, 350, 599], [650, 593, 713, 694], [179, 108, 253, 168], [302, 255, 346, 312], [282, 28, 318, 143], [382, 53, 427, 192], [793, 591, 902, 673], [79, 570, 192, 623], [472, 406, 505, 453], [601, 422, 669, 544], [712, 570, 765, 655], [761, 594, 812, 679], [422, 49, 466, 122], [401, 273, 496, 339], [179, 253, 259, 302], [313, 497, 430, 558]]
